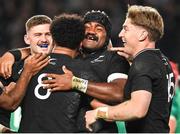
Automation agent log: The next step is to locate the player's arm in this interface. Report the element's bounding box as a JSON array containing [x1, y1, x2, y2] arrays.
[[85, 90, 152, 131], [43, 66, 127, 104], [110, 47, 133, 62], [0, 53, 49, 110], [0, 124, 13, 133], [86, 78, 126, 103], [90, 99, 109, 109], [169, 115, 177, 133], [0, 47, 31, 79]]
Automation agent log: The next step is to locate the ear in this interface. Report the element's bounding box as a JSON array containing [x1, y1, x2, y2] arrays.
[[139, 30, 148, 41], [24, 34, 30, 46]]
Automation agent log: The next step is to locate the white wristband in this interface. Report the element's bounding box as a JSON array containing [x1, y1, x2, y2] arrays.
[[72, 76, 88, 93]]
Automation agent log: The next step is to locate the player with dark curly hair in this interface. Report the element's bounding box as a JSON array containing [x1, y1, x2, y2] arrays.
[[0, 11, 130, 133], [43, 10, 130, 133], [0, 13, 85, 132], [18, 13, 85, 132]]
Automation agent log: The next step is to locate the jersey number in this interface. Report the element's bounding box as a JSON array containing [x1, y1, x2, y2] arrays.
[[34, 73, 52, 100], [167, 73, 175, 102]]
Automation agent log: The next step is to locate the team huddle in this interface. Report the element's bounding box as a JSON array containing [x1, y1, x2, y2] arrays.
[[0, 5, 175, 133]]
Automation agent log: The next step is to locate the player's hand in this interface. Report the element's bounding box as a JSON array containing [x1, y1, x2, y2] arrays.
[[85, 109, 97, 132], [0, 52, 15, 79], [42, 65, 73, 91], [4, 82, 16, 93], [23, 53, 49, 76], [110, 47, 133, 60], [0, 124, 15, 133]]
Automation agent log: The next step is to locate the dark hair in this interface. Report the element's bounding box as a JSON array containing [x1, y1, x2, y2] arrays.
[[84, 10, 112, 47], [50, 13, 85, 50]]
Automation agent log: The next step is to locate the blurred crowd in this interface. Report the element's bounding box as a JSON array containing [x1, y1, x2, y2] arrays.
[[0, 0, 180, 67]]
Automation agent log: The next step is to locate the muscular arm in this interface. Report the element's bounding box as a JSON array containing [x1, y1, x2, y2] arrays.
[[9, 47, 31, 60], [0, 53, 49, 110], [108, 90, 151, 120], [43, 66, 127, 104], [0, 67, 33, 110], [0, 47, 31, 78], [85, 90, 152, 130], [86, 78, 126, 103], [90, 99, 109, 109]]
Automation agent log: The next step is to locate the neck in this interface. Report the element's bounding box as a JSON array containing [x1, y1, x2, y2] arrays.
[[133, 41, 155, 58], [52, 46, 78, 58]]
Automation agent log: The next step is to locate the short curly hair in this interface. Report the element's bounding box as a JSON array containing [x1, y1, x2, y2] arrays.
[[50, 13, 85, 50]]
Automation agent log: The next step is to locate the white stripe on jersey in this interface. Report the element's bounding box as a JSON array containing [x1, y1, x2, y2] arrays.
[[107, 73, 128, 82]]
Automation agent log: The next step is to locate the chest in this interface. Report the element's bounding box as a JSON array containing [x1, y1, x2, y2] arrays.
[[77, 54, 110, 82]]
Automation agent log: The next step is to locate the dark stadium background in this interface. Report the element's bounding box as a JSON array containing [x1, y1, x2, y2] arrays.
[[0, 0, 180, 70]]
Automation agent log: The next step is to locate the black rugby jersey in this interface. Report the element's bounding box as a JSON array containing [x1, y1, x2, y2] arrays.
[[124, 49, 175, 133], [75, 49, 130, 133], [0, 76, 11, 128], [10, 53, 82, 133], [0, 62, 22, 129], [76, 50, 129, 83], [0, 108, 11, 128]]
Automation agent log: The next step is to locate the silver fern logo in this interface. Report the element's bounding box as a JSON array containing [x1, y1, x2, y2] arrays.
[[91, 55, 105, 63], [49, 58, 57, 65]]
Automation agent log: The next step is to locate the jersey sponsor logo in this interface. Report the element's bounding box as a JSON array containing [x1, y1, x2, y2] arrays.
[[34, 73, 52, 100], [91, 55, 105, 63]]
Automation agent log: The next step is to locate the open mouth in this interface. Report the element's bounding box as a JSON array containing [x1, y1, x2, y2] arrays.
[[122, 42, 127, 46], [38, 43, 48, 48], [85, 33, 98, 42], [121, 39, 127, 45]]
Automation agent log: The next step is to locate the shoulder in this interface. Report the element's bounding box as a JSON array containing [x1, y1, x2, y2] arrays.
[[132, 50, 161, 74], [104, 50, 129, 63]]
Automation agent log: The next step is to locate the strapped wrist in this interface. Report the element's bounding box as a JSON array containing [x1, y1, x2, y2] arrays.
[[8, 49, 22, 61], [72, 76, 88, 93], [96, 107, 109, 119]]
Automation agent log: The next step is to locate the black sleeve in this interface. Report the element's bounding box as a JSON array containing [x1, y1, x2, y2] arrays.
[[131, 73, 152, 93], [130, 57, 157, 93], [0, 109, 11, 128], [8, 49, 22, 62], [0, 77, 11, 87], [108, 52, 130, 75], [0, 61, 23, 87]]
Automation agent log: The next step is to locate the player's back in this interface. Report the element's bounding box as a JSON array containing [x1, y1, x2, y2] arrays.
[[19, 53, 82, 133]]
